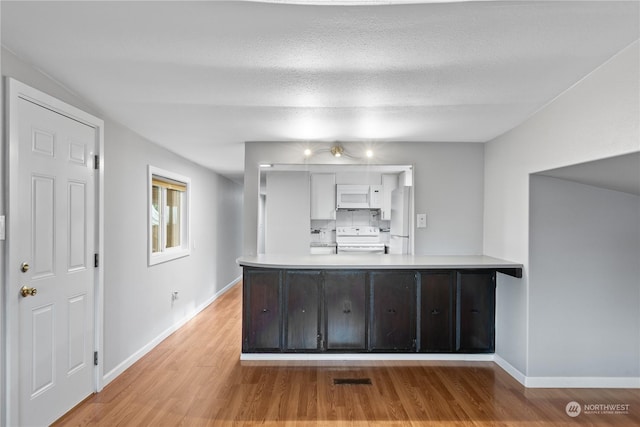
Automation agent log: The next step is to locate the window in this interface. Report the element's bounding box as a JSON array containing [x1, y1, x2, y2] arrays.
[[148, 166, 190, 265]]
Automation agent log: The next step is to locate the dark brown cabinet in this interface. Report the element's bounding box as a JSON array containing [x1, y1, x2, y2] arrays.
[[456, 271, 495, 353], [419, 271, 454, 352], [285, 271, 322, 350], [324, 271, 366, 350], [243, 269, 281, 351], [369, 271, 416, 351], [241, 267, 498, 355]]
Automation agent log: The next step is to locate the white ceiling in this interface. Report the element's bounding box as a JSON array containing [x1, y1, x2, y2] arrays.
[[2, 1, 638, 182]]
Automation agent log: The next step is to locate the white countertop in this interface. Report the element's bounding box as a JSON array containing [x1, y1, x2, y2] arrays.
[[237, 254, 522, 270]]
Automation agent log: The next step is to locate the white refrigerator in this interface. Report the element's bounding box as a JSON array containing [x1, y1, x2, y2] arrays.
[[389, 186, 410, 254]]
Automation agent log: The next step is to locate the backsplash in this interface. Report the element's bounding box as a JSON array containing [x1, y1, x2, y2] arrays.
[[336, 209, 378, 226], [310, 219, 335, 243], [311, 210, 390, 244]]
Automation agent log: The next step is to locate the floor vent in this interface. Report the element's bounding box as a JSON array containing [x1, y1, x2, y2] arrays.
[[333, 378, 372, 385]]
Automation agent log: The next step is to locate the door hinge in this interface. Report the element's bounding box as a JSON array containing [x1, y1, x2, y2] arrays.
[[94, 253, 99, 268], [94, 351, 99, 366], [94, 155, 100, 170]]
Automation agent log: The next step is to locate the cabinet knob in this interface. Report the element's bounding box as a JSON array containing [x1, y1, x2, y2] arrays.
[[431, 309, 441, 315], [387, 308, 397, 314], [343, 301, 351, 314], [262, 308, 270, 313]]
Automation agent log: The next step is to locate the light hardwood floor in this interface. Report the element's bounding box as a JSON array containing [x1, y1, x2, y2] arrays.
[[54, 283, 640, 426]]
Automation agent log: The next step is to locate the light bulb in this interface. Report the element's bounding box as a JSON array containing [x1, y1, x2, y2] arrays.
[[330, 146, 344, 157]]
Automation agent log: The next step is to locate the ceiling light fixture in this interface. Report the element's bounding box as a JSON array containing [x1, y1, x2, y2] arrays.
[[304, 144, 373, 160]]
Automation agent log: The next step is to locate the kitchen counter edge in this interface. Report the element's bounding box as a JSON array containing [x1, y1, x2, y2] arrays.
[[237, 254, 523, 278]]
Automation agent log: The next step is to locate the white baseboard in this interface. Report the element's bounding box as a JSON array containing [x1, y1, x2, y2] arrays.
[[241, 353, 495, 362], [494, 354, 527, 386], [524, 376, 640, 389], [102, 276, 240, 386], [241, 351, 640, 388], [493, 354, 640, 388]]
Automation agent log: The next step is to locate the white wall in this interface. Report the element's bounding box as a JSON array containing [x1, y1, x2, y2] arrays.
[[265, 171, 310, 254], [1, 48, 243, 389], [102, 123, 243, 378], [484, 41, 639, 383], [244, 141, 485, 256], [0, 36, 5, 426], [529, 176, 640, 379]]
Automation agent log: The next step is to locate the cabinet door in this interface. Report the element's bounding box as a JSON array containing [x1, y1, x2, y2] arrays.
[[370, 271, 416, 351], [243, 269, 281, 351], [325, 271, 366, 350], [285, 271, 322, 350], [310, 173, 336, 220], [420, 271, 454, 352], [456, 271, 495, 353]]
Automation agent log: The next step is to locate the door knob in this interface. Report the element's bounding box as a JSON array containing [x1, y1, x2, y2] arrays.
[[20, 286, 37, 297]]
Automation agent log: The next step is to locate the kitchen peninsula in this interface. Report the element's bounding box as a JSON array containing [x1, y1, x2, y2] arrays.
[[238, 254, 522, 357]]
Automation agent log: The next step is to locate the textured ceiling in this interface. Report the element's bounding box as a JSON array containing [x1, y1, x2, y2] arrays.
[[2, 1, 638, 182]]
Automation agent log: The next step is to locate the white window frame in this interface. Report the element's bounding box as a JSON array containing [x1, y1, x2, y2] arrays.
[[148, 165, 191, 265]]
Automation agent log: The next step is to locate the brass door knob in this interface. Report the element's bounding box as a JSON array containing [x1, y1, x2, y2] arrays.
[[20, 286, 37, 297]]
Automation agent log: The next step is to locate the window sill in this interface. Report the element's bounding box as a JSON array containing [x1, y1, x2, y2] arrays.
[[149, 248, 190, 266]]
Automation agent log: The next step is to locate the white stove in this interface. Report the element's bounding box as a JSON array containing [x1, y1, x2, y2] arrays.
[[336, 226, 385, 254]]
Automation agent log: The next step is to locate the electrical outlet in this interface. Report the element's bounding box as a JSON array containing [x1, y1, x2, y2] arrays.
[[417, 213, 427, 228]]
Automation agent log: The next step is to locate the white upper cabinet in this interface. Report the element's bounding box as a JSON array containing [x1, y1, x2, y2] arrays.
[[310, 173, 336, 220], [381, 173, 399, 220]]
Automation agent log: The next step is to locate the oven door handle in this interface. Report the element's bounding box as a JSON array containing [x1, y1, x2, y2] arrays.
[[338, 247, 384, 253]]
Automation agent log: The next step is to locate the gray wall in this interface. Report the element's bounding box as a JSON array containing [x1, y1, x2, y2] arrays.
[[484, 41, 639, 382], [102, 123, 243, 377], [529, 175, 640, 378], [244, 141, 485, 256], [0, 39, 5, 425], [265, 171, 310, 254], [1, 48, 243, 386]]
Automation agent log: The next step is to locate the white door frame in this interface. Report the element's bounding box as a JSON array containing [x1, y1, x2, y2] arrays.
[[3, 78, 105, 426]]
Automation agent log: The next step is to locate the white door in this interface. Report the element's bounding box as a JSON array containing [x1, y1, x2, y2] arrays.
[[6, 79, 102, 426]]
